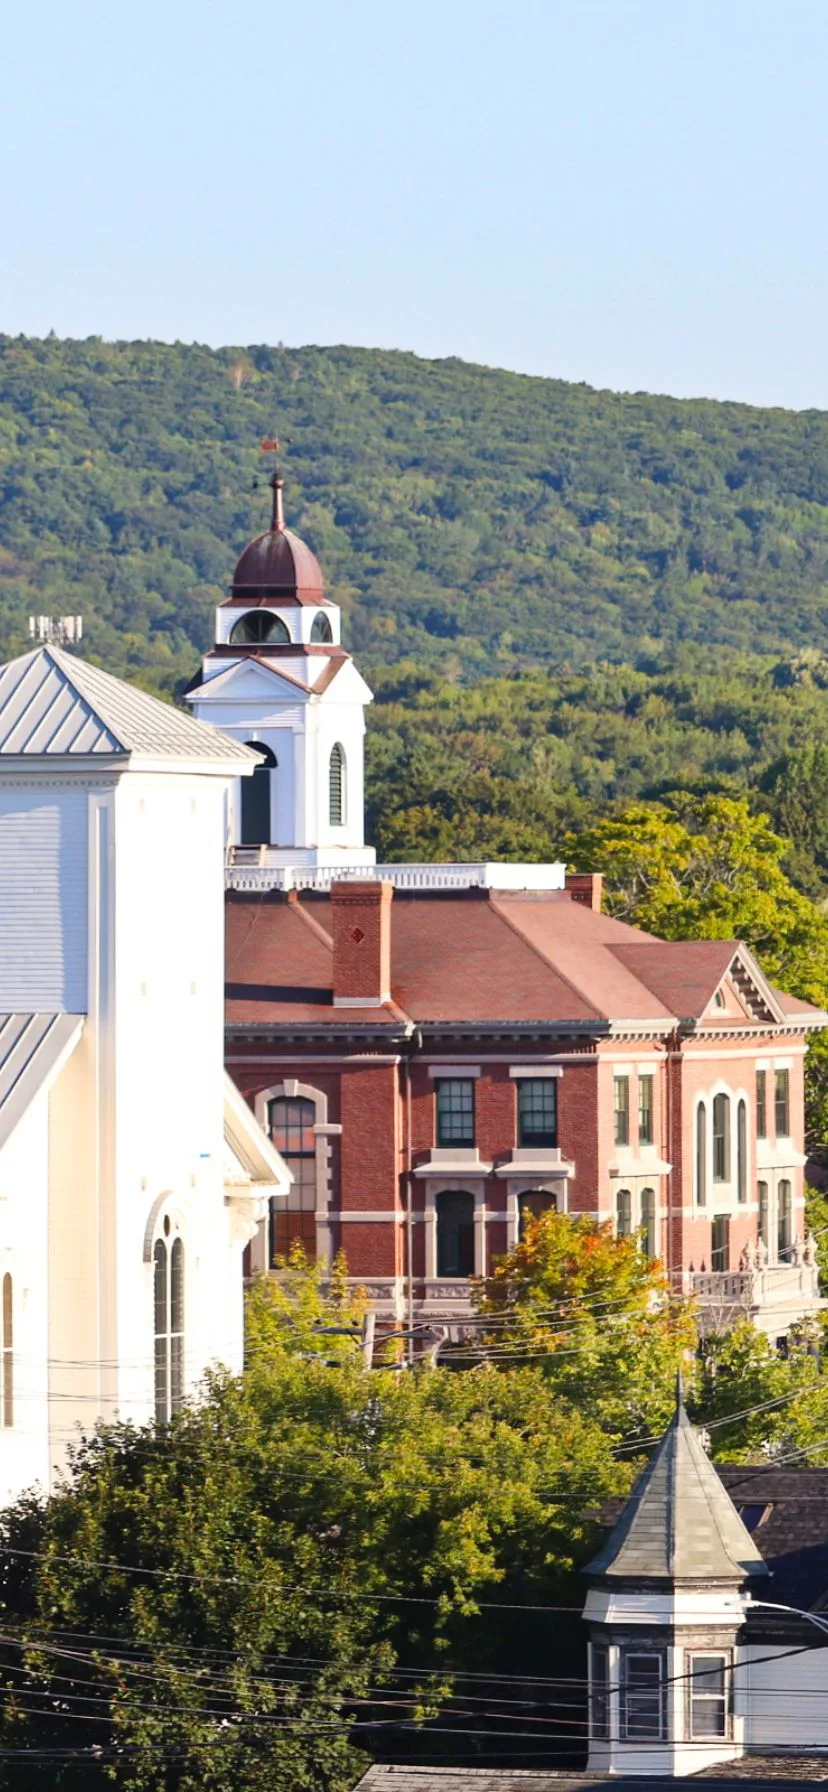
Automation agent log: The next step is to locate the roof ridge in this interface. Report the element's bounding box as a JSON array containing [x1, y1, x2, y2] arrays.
[[489, 893, 605, 1021]]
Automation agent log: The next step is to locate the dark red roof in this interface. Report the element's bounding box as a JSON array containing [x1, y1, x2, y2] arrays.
[[226, 526, 327, 605], [224, 888, 826, 1034]]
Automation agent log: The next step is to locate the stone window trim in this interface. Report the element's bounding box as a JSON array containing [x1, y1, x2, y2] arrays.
[[506, 1175, 568, 1248], [508, 1064, 563, 1079], [694, 1083, 751, 1206], [611, 1182, 665, 1246], [254, 1080, 338, 1265], [422, 1181, 487, 1279], [427, 1064, 481, 1079]]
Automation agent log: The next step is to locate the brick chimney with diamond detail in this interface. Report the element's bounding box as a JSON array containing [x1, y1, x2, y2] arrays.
[[331, 881, 393, 1007]]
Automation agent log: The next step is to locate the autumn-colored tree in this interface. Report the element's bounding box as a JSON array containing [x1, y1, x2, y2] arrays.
[[475, 1209, 697, 1443]]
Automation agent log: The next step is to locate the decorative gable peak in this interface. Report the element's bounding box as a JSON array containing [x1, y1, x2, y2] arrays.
[[586, 1389, 769, 1584]]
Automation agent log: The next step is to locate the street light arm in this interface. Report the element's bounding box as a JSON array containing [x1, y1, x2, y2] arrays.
[[749, 1599, 828, 1638]]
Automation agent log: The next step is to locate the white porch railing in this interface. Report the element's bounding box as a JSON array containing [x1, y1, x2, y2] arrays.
[[225, 851, 566, 894]]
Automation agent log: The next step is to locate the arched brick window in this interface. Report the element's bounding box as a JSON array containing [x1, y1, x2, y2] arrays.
[[518, 1190, 557, 1242], [616, 1188, 632, 1238]]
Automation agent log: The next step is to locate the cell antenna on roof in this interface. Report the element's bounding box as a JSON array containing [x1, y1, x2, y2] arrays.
[[28, 616, 83, 649], [260, 437, 292, 533]]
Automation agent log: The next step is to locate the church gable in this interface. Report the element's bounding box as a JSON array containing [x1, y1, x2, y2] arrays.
[[188, 657, 312, 704]]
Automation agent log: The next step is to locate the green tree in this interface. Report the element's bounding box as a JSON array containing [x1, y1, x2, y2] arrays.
[[0, 1262, 629, 1791]]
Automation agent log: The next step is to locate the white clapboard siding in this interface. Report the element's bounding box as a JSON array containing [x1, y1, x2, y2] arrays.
[[0, 791, 88, 1012]]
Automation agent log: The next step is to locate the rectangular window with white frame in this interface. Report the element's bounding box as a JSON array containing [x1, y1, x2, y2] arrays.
[[621, 1650, 666, 1741], [689, 1653, 729, 1740], [436, 1078, 475, 1148], [638, 1074, 654, 1146], [614, 1075, 630, 1147]]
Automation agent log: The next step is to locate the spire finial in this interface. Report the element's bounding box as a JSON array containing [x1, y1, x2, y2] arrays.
[[259, 437, 290, 533]]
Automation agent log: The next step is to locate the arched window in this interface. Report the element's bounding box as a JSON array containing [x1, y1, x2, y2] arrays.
[[778, 1180, 793, 1260], [640, 1188, 657, 1260], [241, 742, 276, 847], [696, 1103, 707, 1206], [436, 1190, 475, 1278], [2, 1274, 11, 1429], [329, 743, 346, 827], [518, 1190, 557, 1242], [310, 613, 333, 644], [616, 1188, 632, 1238], [758, 1181, 769, 1250], [229, 611, 290, 646], [268, 1095, 318, 1259], [712, 1094, 730, 1183], [154, 1235, 184, 1424], [737, 1100, 747, 1204]]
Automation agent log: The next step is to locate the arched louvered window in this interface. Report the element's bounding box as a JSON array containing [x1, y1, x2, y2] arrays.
[[329, 743, 346, 826], [154, 1235, 184, 1423], [310, 613, 333, 644], [1, 1274, 11, 1429]]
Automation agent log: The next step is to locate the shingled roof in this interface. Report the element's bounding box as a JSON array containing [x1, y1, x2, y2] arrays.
[[585, 1398, 769, 1583]]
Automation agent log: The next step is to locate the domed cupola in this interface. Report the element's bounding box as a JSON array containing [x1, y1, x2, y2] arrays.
[[186, 442, 375, 871], [230, 474, 326, 606]]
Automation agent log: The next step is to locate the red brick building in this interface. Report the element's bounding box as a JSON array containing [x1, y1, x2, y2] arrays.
[[212, 479, 827, 1340], [226, 873, 826, 1339]]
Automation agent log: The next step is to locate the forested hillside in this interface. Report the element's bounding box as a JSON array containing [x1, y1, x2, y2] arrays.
[[5, 334, 828, 694]]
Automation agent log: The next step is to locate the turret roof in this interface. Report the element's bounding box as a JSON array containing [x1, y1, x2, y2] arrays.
[[585, 1397, 769, 1583]]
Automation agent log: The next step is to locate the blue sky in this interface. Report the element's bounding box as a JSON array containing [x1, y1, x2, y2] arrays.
[[3, 0, 828, 407]]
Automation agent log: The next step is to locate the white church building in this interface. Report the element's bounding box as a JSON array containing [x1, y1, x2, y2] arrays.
[[0, 644, 289, 1509]]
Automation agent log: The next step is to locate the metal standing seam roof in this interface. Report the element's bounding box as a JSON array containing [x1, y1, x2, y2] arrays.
[[0, 647, 258, 763], [585, 1400, 769, 1582], [0, 1013, 84, 1154]]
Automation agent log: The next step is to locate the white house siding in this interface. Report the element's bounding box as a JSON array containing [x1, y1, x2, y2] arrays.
[[0, 1091, 51, 1505], [0, 788, 88, 1013], [108, 773, 243, 1423], [743, 1643, 828, 1751]]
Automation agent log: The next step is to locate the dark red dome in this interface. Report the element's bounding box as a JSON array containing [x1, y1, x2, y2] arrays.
[[230, 525, 325, 604]]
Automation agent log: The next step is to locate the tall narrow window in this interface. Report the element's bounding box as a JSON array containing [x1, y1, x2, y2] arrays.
[[154, 1236, 184, 1424], [696, 1102, 707, 1206], [329, 743, 346, 826], [2, 1274, 12, 1429], [712, 1215, 730, 1273], [310, 613, 333, 644], [621, 1652, 665, 1741], [591, 1644, 610, 1740], [758, 1181, 769, 1250], [436, 1079, 475, 1147], [614, 1076, 630, 1146], [778, 1180, 793, 1260], [775, 1069, 791, 1139], [616, 1187, 632, 1238], [241, 742, 276, 847], [712, 1093, 730, 1182], [638, 1075, 654, 1146], [756, 1070, 767, 1140], [640, 1188, 657, 1259], [436, 1190, 475, 1278], [737, 1099, 747, 1204], [518, 1078, 558, 1147], [690, 1655, 729, 1740], [269, 1095, 318, 1258]]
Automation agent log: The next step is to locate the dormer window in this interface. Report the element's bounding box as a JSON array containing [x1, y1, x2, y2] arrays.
[[310, 614, 333, 644], [229, 612, 290, 646]]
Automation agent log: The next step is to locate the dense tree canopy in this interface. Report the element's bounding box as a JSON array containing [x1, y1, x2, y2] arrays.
[[9, 336, 828, 694]]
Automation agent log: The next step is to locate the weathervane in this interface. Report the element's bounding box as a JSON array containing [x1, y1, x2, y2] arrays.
[[258, 436, 292, 532]]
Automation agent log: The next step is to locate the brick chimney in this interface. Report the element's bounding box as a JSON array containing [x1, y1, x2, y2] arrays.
[[331, 881, 393, 1007], [565, 871, 603, 912]]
